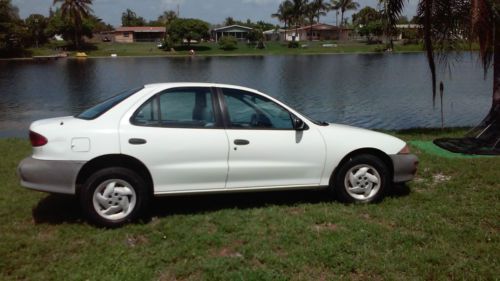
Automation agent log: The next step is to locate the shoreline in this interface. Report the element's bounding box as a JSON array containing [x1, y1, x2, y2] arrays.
[[0, 50, 427, 61]]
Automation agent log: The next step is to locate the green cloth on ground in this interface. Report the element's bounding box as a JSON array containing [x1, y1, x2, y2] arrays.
[[409, 140, 489, 159]]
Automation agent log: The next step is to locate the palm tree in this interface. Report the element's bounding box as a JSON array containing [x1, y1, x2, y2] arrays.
[[271, 0, 293, 40], [379, 0, 405, 50], [385, 0, 499, 151], [330, 0, 340, 26], [53, 0, 93, 49], [331, 0, 359, 28], [313, 0, 330, 23], [305, 2, 317, 40], [290, 0, 307, 41]]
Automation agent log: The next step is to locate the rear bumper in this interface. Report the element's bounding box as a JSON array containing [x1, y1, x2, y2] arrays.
[[18, 157, 85, 195], [390, 154, 418, 183]]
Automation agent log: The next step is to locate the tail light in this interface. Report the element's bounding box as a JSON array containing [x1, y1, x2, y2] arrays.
[[29, 130, 47, 147]]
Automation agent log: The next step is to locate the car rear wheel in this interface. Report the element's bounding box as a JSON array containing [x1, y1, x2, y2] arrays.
[[332, 154, 389, 203], [80, 167, 148, 227]]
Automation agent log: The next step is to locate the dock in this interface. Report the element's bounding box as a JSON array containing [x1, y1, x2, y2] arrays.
[[32, 54, 68, 61]]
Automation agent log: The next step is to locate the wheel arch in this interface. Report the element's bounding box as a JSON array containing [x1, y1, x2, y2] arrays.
[[329, 148, 394, 186], [75, 154, 154, 196]]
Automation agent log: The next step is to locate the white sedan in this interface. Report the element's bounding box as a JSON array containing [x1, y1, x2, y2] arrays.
[[18, 83, 418, 227]]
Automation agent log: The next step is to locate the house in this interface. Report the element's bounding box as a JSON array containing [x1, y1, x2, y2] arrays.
[[114, 26, 166, 43], [212, 25, 253, 42], [395, 24, 422, 40], [278, 24, 352, 41], [263, 28, 285, 41]]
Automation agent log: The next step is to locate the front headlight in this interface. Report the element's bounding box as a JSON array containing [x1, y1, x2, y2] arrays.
[[398, 144, 411, 154]]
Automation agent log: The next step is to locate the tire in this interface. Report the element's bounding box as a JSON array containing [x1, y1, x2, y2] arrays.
[[332, 154, 389, 203], [79, 167, 149, 227]]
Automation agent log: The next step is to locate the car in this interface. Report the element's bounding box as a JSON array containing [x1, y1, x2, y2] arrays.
[[18, 83, 418, 227]]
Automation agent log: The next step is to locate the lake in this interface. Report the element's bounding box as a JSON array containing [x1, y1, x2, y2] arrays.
[[0, 53, 492, 137]]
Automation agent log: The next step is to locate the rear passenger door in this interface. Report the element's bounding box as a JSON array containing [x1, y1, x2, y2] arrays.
[[120, 87, 229, 193]]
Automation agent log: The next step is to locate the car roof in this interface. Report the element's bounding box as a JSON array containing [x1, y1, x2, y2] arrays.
[[144, 82, 260, 94]]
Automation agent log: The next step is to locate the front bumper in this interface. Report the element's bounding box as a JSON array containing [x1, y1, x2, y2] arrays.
[[18, 157, 85, 195], [390, 154, 418, 183]]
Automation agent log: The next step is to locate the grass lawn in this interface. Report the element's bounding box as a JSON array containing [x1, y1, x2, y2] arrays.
[[0, 128, 498, 280], [27, 41, 425, 58]]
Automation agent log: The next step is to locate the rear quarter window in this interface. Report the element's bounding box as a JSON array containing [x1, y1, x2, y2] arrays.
[[76, 87, 143, 120]]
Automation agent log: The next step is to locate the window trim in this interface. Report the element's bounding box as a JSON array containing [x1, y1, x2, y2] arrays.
[[129, 87, 224, 129], [217, 87, 300, 131]]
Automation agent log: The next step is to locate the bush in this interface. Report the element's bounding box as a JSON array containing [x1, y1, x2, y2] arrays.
[[218, 36, 238, 50], [288, 41, 299, 48], [159, 38, 174, 50]]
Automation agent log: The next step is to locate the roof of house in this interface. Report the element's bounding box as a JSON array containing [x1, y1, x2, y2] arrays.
[[115, 26, 166, 33], [296, 23, 339, 31], [263, 28, 285, 34], [212, 25, 253, 32]]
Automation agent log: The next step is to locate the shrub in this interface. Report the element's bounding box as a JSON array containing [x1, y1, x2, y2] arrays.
[[288, 41, 299, 48], [218, 36, 238, 50]]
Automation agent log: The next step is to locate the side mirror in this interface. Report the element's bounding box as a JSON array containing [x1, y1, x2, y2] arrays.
[[292, 116, 308, 131]]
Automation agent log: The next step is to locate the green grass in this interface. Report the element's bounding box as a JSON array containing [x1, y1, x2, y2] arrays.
[[1, 129, 499, 280], [26, 41, 425, 58]]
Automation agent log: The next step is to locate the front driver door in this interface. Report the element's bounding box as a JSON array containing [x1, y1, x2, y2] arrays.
[[220, 88, 326, 189]]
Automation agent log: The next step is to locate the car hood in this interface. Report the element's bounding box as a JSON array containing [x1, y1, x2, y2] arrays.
[[317, 123, 406, 155]]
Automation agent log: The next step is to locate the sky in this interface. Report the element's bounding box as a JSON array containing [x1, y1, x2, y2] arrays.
[[12, 0, 419, 27]]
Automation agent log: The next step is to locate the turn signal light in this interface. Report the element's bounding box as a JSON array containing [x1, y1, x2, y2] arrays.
[[398, 144, 411, 154], [29, 131, 47, 147]]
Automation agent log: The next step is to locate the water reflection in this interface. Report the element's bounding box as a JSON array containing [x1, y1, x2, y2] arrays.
[[0, 54, 492, 137]]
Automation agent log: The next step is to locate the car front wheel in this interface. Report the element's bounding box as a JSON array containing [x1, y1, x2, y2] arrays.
[[80, 167, 148, 227], [332, 154, 389, 203]]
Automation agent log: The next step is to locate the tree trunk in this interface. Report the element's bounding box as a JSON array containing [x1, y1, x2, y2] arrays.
[[74, 28, 79, 49], [340, 10, 344, 41], [294, 17, 299, 42], [309, 21, 313, 41], [340, 10, 344, 28], [493, 19, 500, 107], [284, 19, 287, 41]]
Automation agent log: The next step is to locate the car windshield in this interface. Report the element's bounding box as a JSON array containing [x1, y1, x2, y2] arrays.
[[76, 87, 143, 120]]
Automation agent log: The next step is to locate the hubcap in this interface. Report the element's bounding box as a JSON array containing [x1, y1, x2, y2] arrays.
[[92, 179, 136, 221], [344, 164, 381, 200]]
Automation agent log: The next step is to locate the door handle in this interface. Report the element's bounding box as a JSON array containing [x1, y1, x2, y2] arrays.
[[129, 138, 147, 145], [234, 139, 250, 145]]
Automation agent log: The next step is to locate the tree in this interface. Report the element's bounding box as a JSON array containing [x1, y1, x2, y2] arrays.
[[272, 0, 293, 39], [155, 10, 177, 26], [25, 14, 49, 48], [168, 18, 209, 47], [224, 17, 236, 26], [121, 8, 146, 26], [330, 0, 359, 28], [290, 0, 307, 41], [52, 0, 93, 49], [383, 0, 499, 151], [352, 6, 383, 42], [379, 0, 405, 49], [46, 7, 93, 46], [312, 0, 330, 23], [305, 2, 317, 40], [86, 15, 113, 33], [0, 0, 24, 51]]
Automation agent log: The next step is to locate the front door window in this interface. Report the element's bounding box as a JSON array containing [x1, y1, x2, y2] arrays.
[[222, 88, 293, 129]]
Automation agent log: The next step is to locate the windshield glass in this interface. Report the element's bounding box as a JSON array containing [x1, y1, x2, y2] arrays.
[[76, 87, 143, 120]]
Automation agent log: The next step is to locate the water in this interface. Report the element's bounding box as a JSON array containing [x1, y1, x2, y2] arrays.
[[0, 53, 492, 137]]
